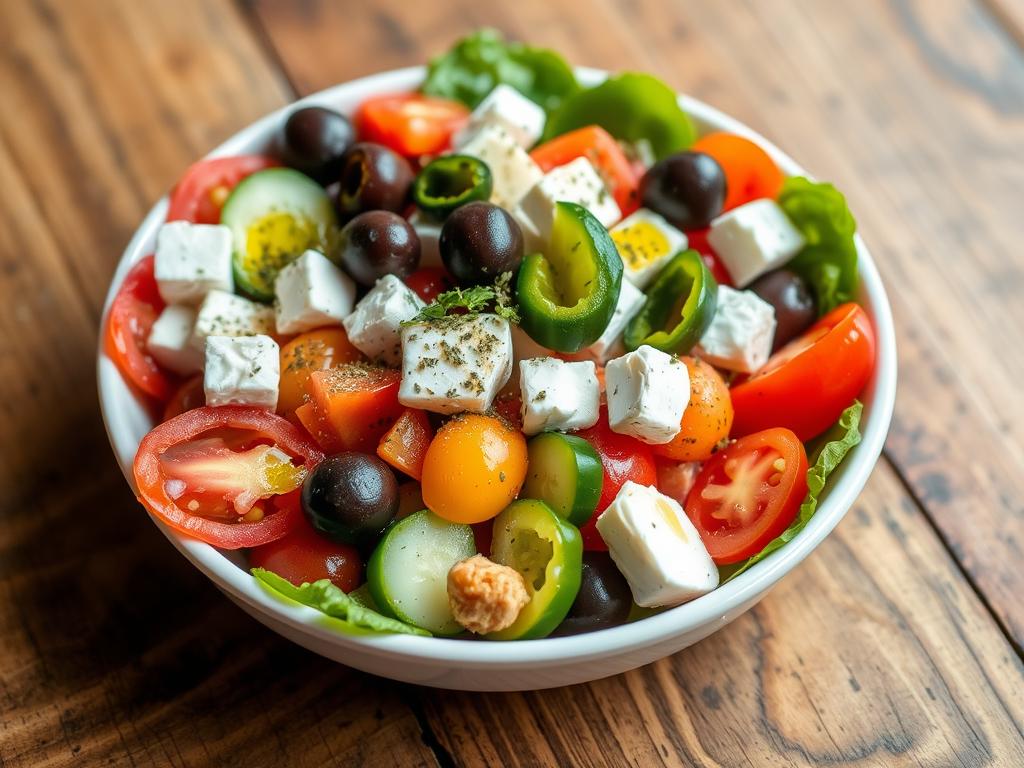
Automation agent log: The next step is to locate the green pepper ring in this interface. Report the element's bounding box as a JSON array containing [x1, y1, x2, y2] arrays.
[[412, 155, 493, 219], [624, 248, 718, 354]]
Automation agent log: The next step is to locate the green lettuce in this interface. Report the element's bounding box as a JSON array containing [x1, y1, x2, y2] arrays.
[[722, 400, 863, 582], [542, 72, 697, 159], [778, 177, 859, 315], [252, 568, 430, 637], [421, 29, 579, 114]]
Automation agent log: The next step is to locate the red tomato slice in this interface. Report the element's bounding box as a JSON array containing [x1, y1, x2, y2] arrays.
[[685, 227, 733, 287], [134, 406, 324, 549], [685, 428, 808, 564], [690, 133, 784, 211], [162, 375, 205, 422], [377, 408, 434, 481], [404, 266, 454, 304], [530, 126, 640, 216], [354, 94, 469, 157], [575, 410, 657, 551], [104, 255, 175, 401], [250, 515, 362, 592], [167, 155, 278, 224], [730, 303, 875, 441]]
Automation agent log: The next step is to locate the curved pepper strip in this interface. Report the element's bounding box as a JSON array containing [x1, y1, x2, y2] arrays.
[[412, 155, 493, 219]]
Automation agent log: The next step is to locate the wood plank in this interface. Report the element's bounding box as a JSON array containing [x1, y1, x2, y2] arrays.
[[423, 462, 1024, 767], [0, 1, 435, 766], [252, 0, 1024, 647]]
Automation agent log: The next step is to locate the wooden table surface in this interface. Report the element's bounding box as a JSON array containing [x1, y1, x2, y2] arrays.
[[2, 0, 1023, 765]]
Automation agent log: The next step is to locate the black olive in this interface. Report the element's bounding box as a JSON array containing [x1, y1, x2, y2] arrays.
[[749, 268, 817, 350], [338, 210, 421, 287], [439, 201, 524, 285], [640, 151, 726, 230], [279, 107, 354, 184], [336, 142, 414, 219], [552, 552, 633, 636], [301, 452, 399, 550]]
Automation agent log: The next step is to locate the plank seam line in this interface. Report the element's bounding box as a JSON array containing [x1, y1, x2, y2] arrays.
[[234, 0, 302, 97], [881, 449, 1024, 661], [974, 0, 1024, 52], [404, 692, 457, 768]]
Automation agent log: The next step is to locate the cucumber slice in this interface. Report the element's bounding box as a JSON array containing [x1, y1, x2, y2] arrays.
[[367, 510, 476, 636], [221, 168, 337, 301], [522, 433, 603, 526], [487, 499, 583, 640]]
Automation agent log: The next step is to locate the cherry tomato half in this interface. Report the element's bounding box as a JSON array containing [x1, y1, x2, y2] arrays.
[[162, 374, 205, 422], [690, 133, 783, 211], [653, 357, 733, 462], [685, 427, 808, 564], [354, 94, 469, 157], [250, 515, 362, 592], [167, 155, 278, 224], [404, 266, 455, 304], [730, 303, 875, 441], [278, 328, 364, 418]]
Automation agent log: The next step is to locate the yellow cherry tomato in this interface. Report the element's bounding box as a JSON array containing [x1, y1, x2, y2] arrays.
[[421, 414, 527, 524], [653, 356, 733, 462], [278, 328, 363, 416]]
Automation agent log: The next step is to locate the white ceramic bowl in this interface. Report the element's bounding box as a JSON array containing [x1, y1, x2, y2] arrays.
[[98, 66, 896, 691]]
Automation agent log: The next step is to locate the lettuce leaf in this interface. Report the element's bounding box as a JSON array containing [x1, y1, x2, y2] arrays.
[[421, 29, 579, 114], [778, 177, 859, 315], [722, 400, 864, 582], [252, 568, 430, 637]]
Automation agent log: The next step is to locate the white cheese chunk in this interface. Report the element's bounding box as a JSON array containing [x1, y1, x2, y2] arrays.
[[707, 199, 805, 287], [191, 289, 274, 353], [518, 357, 601, 435], [398, 314, 512, 414], [610, 208, 688, 289], [408, 211, 443, 268], [696, 285, 776, 373], [605, 345, 689, 445], [515, 157, 622, 244], [453, 84, 546, 149], [456, 124, 543, 210], [203, 335, 280, 409], [566, 280, 646, 364], [274, 249, 356, 335], [596, 481, 718, 607], [154, 221, 233, 304], [505, 324, 554, 394], [146, 305, 203, 375], [342, 274, 425, 367]]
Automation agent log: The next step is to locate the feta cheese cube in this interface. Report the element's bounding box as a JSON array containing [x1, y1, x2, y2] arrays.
[[457, 124, 543, 210], [519, 357, 600, 435], [409, 211, 443, 268], [191, 289, 274, 353], [707, 199, 805, 287], [342, 274, 424, 366], [566, 280, 646, 364], [274, 249, 357, 335], [203, 335, 280, 409], [398, 314, 513, 414], [154, 221, 233, 304], [696, 285, 776, 373], [516, 157, 621, 243], [146, 305, 203, 375], [610, 208, 688, 289], [596, 481, 718, 607], [505, 324, 554, 394], [454, 84, 546, 149], [605, 345, 689, 445]]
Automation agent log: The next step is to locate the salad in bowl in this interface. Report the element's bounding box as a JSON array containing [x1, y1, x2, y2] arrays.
[[101, 30, 888, 680]]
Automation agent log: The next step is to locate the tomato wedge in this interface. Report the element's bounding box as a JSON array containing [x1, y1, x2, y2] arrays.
[[685, 428, 808, 564], [730, 303, 875, 441], [354, 94, 469, 157], [690, 133, 784, 211], [377, 408, 434, 481], [530, 126, 640, 215], [104, 255, 175, 402], [404, 267, 455, 304], [167, 155, 278, 224], [162, 374, 205, 422], [684, 227, 733, 287], [134, 406, 324, 549], [250, 515, 362, 592]]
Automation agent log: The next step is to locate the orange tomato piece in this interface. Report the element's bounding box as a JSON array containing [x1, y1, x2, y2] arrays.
[[653, 356, 734, 462], [377, 408, 434, 480], [420, 414, 527, 524], [306, 364, 403, 453], [278, 328, 363, 417], [690, 133, 784, 211]]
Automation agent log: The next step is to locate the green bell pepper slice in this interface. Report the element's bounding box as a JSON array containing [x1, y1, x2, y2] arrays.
[[516, 201, 624, 353], [624, 249, 718, 354], [542, 72, 697, 160], [412, 155, 493, 220], [487, 499, 583, 641]]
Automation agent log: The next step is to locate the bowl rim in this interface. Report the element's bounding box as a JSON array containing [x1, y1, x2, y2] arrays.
[[98, 65, 897, 667]]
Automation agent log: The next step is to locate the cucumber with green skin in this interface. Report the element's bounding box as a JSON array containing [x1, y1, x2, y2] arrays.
[[220, 168, 337, 302], [367, 510, 475, 636], [522, 432, 603, 527]]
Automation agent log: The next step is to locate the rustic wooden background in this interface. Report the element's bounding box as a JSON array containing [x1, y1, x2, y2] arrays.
[[1, 0, 1023, 765]]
